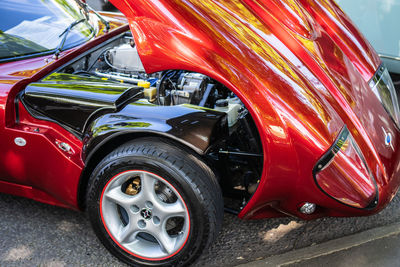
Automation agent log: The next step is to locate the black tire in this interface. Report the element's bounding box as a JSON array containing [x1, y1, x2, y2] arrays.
[[86, 137, 224, 266]]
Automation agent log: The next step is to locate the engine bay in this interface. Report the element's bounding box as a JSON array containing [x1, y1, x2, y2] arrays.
[[62, 33, 246, 126], [58, 32, 264, 211]]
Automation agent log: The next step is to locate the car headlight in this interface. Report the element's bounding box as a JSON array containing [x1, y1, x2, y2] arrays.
[[369, 66, 400, 128], [313, 126, 378, 209]]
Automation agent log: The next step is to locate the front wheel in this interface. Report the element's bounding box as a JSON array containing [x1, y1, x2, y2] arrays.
[[86, 138, 223, 266]]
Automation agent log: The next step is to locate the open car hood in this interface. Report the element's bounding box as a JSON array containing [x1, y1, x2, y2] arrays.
[[110, 0, 400, 218], [109, 0, 385, 148], [110, 0, 380, 79]]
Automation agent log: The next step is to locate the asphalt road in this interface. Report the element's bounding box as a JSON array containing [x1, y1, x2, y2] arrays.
[[1, 192, 400, 267]]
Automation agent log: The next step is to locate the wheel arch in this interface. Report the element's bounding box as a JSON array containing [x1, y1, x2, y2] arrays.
[[78, 130, 224, 210]]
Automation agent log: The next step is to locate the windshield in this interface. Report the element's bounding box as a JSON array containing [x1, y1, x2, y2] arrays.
[[0, 0, 95, 62]]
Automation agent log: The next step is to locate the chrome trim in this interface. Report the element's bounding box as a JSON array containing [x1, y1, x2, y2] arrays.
[[379, 54, 400, 62]]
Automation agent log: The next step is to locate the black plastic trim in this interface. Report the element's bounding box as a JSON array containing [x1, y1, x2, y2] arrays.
[[19, 95, 83, 139], [14, 92, 22, 125]]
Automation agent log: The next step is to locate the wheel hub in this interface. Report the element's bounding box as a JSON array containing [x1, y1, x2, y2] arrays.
[[140, 208, 153, 220]]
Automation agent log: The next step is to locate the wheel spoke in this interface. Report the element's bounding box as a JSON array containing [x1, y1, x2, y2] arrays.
[[157, 201, 186, 220], [104, 186, 138, 207], [141, 173, 158, 201], [156, 232, 177, 255], [117, 221, 140, 244]]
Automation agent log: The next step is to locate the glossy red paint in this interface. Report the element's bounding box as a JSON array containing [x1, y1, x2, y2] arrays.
[[0, 13, 128, 209], [110, 0, 399, 219], [0, 0, 399, 223]]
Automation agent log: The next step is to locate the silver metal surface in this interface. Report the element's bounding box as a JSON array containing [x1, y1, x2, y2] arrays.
[[14, 137, 27, 147], [94, 71, 143, 84], [109, 43, 145, 72], [101, 171, 190, 259], [300, 203, 316, 215], [56, 141, 74, 154], [379, 54, 400, 62]]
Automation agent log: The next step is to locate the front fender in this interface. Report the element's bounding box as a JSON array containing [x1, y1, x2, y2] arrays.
[[82, 102, 228, 163]]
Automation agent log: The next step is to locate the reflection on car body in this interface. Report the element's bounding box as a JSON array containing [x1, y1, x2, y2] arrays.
[[0, 0, 400, 266]]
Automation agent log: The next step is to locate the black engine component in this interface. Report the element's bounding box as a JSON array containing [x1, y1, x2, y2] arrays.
[[174, 73, 208, 105], [157, 71, 211, 106]]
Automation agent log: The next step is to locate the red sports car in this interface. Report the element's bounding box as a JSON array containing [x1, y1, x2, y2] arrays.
[[1, 0, 399, 266]]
